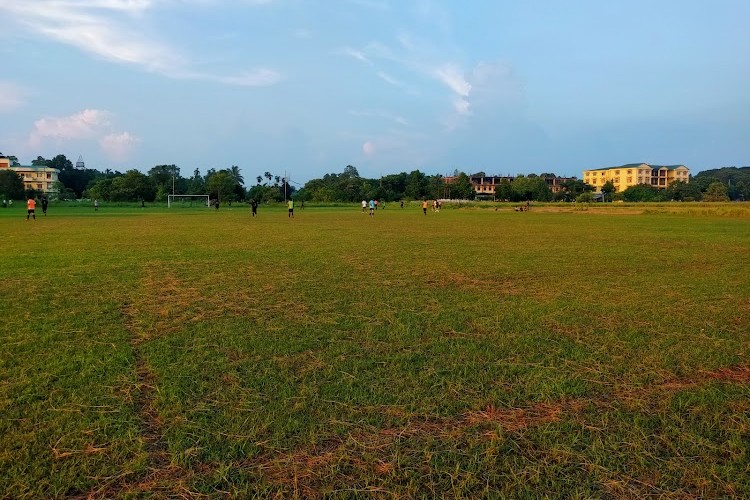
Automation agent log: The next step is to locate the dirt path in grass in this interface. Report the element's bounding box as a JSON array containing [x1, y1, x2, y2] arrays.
[[82, 302, 201, 499]]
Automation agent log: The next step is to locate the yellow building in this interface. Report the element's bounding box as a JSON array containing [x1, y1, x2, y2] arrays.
[[0, 156, 60, 194], [583, 163, 690, 192]]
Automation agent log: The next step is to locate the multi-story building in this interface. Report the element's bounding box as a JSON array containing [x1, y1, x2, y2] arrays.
[[443, 174, 577, 197], [0, 156, 60, 194], [469, 175, 514, 196], [583, 163, 690, 192], [543, 175, 577, 193]]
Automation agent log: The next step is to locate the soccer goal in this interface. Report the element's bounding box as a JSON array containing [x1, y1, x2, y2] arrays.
[[167, 194, 210, 208]]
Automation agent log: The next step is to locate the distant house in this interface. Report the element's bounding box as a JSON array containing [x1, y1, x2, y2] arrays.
[[0, 156, 60, 194], [583, 163, 690, 192]]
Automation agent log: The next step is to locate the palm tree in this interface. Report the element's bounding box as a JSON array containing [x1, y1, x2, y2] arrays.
[[230, 165, 244, 186], [264, 171, 272, 184], [256, 176, 262, 185]]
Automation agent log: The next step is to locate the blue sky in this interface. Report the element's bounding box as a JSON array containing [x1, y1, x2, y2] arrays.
[[1, 0, 748, 184]]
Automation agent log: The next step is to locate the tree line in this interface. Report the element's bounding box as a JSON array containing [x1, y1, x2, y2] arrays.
[[1, 152, 747, 203]]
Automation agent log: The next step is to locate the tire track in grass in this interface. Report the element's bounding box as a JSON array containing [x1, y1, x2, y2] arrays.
[[83, 302, 199, 499], [244, 364, 750, 496]]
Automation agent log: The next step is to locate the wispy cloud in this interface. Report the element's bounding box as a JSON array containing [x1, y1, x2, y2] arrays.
[[434, 64, 471, 97], [345, 0, 390, 10], [0, 81, 27, 113], [340, 47, 373, 65], [349, 109, 409, 126], [0, 0, 281, 86], [376, 71, 405, 88]]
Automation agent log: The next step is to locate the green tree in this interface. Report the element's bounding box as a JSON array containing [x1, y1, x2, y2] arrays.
[[0, 169, 25, 200], [622, 184, 662, 202], [148, 165, 180, 201], [404, 170, 428, 199], [703, 181, 729, 202], [86, 177, 114, 201], [512, 175, 551, 201], [427, 175, 446, 200], [600, 180, 616, 202], [188, 169, 206, 194], [31, 156, 50, 167], [494, 178, 513, 201], [664, 181, 702, 201], [48, 154, 73, 172], [206, 171, 235, 203], [108, 170, 156, 201], [576, 191, 594, 203], [52, 180, 76, 200], [449, 172, 475, 200], [230, 165, 244, 186]]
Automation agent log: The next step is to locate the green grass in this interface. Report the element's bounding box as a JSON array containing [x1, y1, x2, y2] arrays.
[[1, 202, 749, 497]]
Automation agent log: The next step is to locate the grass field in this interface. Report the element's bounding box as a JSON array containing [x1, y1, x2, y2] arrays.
[[1, 201, 749, 498]]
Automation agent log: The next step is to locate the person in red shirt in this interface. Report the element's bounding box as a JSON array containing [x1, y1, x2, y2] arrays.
[[26, 197, 36, 220]]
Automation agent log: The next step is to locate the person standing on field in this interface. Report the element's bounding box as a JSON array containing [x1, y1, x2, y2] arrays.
[[41, 197, 48, 215], [361, 200, 367, 213], [26, 196, 36, 220], [288, 199, 294, 218], [369, 199, 375, 216], [251, 199, 258, 217], [94, 199, 99, 211], [422, 198, 428, 216]]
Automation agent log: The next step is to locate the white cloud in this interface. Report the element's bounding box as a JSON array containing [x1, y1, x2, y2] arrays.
[[345, 0, 390, 9], [200, 69, 282, 86], [362, 141, 376, 156], [376, 71, 404, 87], [0, 81, 27, 112], [29, 109, 111, 147], [100, 132, 140, 161], [453, 97, 470, 116], [340, 47, 373, 65], [350, 109, 409, 126], [434, 64, 471, 97], [0, 0, 281, 86]]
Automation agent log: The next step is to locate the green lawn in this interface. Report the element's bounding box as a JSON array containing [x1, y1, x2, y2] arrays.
[[1, 202, 749, 497]]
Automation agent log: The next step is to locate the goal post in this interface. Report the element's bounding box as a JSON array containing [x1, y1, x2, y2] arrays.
[[167, 194, 210, 208]]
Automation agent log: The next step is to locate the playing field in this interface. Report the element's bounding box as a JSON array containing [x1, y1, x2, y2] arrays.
[[1, 202, 749, 497]]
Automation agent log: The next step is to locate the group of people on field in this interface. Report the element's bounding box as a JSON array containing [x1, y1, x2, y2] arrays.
[[23, 196, 49, 220]]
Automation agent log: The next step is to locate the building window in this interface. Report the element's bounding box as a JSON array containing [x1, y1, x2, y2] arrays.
[[627, 170, 632, 174], [37, 183, 43, 189], [615, 170, 620, 175], [627, 177, 632, 183]]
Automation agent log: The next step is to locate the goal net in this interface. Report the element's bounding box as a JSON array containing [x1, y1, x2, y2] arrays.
[[167, 194, 210, 208]]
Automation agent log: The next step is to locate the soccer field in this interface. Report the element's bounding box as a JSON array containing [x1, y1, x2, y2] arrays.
[[1, 203, 749, 497]]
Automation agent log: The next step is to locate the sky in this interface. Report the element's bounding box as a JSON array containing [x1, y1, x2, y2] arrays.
[[1, 0, 748, 184]]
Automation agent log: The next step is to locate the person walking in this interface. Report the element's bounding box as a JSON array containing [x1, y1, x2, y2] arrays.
[[26, 196, 36, 220], [41, 196, 48, 215], [288, 198, 294, 218], [369, 199, 375, 217], [250, 199, 258, 217], [361, 200, 367, 213]]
